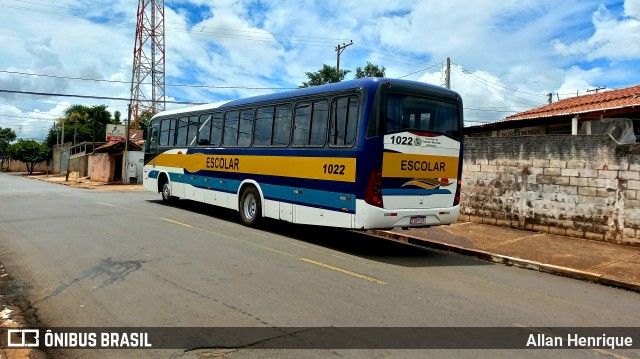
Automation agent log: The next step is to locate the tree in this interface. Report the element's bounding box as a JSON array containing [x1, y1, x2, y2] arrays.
[[7, 139, 49, 174], [355, 62, 386, 78], [113, 110, 122, 124], [299, 64, 351, 88], [47, 105, 114, 146], [0, 127, 17, 156], [135, 109, 154, 131]]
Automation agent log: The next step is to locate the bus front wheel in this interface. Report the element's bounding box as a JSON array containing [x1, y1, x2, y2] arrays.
[[239, 186, 262, 226], [161, 181, 177, 203]]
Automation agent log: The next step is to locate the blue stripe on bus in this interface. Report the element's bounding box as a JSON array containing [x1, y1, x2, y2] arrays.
[[165, 173, 355, 214], [191, 170, 356, 194]]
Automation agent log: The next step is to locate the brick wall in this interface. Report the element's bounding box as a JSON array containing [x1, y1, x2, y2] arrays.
[[6, 159, 50, 173], [460, 134, 640, 246]]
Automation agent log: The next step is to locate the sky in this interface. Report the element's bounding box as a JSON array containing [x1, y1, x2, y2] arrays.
[[0, 0, 639, 141]]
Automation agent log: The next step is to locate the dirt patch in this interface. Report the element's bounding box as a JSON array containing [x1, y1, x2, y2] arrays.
[[23, 173, 143, 192], [0, 262, 47, 358]]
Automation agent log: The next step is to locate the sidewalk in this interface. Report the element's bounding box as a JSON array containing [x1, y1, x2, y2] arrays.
[[370, 223, 640, 293], [24, 173, 143, 191]]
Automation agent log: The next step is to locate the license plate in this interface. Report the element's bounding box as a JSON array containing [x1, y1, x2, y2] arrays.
[[410, 216, 426, 224]]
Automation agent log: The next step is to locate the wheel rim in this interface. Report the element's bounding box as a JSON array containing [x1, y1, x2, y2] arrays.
[[163, 183, 170, 199], [243, 193, 256, 220]]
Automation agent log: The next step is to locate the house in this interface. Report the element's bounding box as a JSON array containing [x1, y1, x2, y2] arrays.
[[88, 141, 143, 183], [466, 85, 640, 143]]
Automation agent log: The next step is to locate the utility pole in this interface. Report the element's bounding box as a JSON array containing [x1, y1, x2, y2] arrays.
[[91, 117, 95, 150], [445, 57, 451, 89], [123, 104, 131, 184], [335, 40, 353, 73]]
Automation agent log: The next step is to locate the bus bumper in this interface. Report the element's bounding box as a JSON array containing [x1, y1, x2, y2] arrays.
[[354, 200, 460, 229]]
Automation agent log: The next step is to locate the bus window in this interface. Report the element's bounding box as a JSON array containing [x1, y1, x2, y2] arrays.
[[330, 95, 359, 146], [167, 119, 176, 146], [176, 117, 189, 147], [210, 112, 223, 146], [148, 125, 158, 153], [293, 103, 311, 146], [386, 94, 460, 139], [159, 118, 170, 146], [223, 110, 240, 146], [273, 105, 292, 146], [254, 107, 274, 146], [187, 115, 199, 146], [238, 109, 253, 147], [294, 100, 328, 146], [197, 114, 211, 145], [310, 100, 328, 146]]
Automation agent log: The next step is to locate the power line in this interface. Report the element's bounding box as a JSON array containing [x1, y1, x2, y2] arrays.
[[0, 70, 298, 90], [0, 89, 206, 104], [453, 67, 544, 107], [398, 62, 444, 79]]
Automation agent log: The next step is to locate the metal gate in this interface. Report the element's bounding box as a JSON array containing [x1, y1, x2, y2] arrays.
[[60, 150, 69, 173]]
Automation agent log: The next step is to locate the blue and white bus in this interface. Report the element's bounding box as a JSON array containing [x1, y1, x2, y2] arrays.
[[143, 78, 463, 229]]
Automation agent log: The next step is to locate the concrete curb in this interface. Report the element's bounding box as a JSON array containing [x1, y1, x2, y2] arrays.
[[369, 230, 640, 293]]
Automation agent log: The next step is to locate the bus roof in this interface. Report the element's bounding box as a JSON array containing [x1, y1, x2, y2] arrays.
[[152, 78, 458, 119]]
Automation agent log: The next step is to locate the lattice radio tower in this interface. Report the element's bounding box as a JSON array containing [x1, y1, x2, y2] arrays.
[[129, 0, 166, 129]]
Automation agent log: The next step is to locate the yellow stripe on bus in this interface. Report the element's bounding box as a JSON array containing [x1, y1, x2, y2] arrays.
[[154, 153, 357, 182], [382, 152, 459, 178]]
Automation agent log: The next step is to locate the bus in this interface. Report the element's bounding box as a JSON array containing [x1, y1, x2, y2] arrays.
[[143, 78, 463, 229]]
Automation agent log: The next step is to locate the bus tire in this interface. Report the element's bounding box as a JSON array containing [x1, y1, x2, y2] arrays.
[[161, 179, 177, 203], [239, 186, 261, 226]]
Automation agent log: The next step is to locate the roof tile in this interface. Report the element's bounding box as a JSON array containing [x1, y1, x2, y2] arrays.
[[505, 85, 640, 121]]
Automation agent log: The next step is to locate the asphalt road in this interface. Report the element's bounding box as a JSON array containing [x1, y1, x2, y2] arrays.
[[1, 173, 639, 359]]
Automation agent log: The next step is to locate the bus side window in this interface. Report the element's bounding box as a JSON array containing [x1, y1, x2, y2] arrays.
[[273, 105, 292, 146], [148, 125, 158, 153], [330, 95, 359, 146], [310, 100, 328, 146], [223, 110, 240, 146], [197, 113, 211, 145], [238, 109, 253, 147], [168, 119, 177, 146], [294, 100, 328, 146], [254, 106, 274, 146], [159, 119, 170, 146], [187, 115, 199, 146], [210, 112, 223, 146], [293, 103, 311, 146], [176, 117, 188, 147]]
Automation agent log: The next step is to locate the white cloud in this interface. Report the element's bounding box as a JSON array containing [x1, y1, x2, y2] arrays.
[[626, 0, 640, 19], [553, 2, 640, 60]]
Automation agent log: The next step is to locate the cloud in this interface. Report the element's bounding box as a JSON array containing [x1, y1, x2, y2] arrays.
[[553, 1, 640, 61]]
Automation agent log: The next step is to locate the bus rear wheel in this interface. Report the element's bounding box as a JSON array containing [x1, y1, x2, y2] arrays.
[[239, 186, 261, 226]]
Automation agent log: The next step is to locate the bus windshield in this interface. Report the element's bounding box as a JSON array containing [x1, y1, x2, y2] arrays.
[[386, 93, 460, 139]]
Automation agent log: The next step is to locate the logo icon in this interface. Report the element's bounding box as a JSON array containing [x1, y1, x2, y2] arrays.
[[414, 137, 422, 146], [7, 329, 40, 347]]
